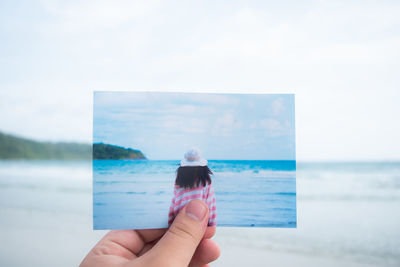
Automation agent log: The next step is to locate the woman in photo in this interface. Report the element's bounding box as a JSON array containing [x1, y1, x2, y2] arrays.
[[168, 148, 217, 226]]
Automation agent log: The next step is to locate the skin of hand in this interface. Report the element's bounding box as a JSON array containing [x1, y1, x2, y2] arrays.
[[80, 200, 220, 267]]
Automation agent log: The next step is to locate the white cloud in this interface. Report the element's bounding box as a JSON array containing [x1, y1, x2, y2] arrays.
[[169, 105, 197, 114], [271, 97, 285, 116], [161, 115, 207, 134], [259, 118, 284, 137], [211, 111, 242, 137]]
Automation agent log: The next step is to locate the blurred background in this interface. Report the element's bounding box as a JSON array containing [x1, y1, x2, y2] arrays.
[[0, 0, 399, 266]]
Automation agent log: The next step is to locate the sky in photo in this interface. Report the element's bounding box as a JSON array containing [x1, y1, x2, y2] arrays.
[[93, 92, 295, 160]]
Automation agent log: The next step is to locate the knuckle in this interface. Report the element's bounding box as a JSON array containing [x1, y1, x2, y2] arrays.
[[92, 244, 110, 256]]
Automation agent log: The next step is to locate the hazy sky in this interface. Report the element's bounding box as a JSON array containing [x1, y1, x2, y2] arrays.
[[93, 92, 295, 160], [0, 0, 399, 161]]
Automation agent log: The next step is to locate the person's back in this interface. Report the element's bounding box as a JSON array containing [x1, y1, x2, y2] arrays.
[[168, 148, 217, 226]]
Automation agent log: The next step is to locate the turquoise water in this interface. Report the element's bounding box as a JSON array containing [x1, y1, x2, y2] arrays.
[[93, 160, 296, 229]]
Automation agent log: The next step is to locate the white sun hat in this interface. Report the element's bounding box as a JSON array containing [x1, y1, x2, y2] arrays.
[[180, 147, 208, 167]]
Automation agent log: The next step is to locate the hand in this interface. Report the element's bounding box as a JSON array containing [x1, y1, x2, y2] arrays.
[[80, 200, 220, 267]]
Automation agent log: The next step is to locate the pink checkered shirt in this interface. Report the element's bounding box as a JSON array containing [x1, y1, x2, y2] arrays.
[[168, 183, 217, 226]]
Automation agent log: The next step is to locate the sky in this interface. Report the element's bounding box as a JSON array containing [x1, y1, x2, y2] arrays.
[[93, 92, 295, 160], [0, 0, 399, 161]]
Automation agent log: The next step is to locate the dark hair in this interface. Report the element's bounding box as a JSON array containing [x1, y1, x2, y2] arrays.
[[175, 166, 213, 189]]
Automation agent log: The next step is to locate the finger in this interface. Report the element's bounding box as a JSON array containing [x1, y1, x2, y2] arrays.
[[137, 200, 209, 267], [204, 227, 216, 239], [137, 227, 216, 258], [83, 230, 143, 262], [189, 238, 221, 267]]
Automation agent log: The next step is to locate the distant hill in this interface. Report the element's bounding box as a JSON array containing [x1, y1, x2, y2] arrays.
[[0, 131, 91, 160], [93, 143, 146, 160], [0, 132, 146, 160]]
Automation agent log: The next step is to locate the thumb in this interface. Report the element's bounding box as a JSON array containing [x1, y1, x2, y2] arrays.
[[145, 200, 209, 267]]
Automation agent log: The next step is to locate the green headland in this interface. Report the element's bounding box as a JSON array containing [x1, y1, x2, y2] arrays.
[[0, 131, 146, 160], [92, 143, 146, 160]]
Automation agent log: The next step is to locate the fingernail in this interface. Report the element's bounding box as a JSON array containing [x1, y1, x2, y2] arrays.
[[185, 200, 207, 221]]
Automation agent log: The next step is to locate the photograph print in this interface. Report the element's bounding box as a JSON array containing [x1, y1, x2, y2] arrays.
[[93, 91, 296, 229]]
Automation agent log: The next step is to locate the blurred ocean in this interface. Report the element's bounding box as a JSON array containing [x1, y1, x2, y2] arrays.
[[93, 160, 297, 229], [0, 160, 399, 266]]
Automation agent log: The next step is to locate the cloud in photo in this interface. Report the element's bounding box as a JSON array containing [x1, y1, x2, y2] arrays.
[[93, 92, 295, 160]]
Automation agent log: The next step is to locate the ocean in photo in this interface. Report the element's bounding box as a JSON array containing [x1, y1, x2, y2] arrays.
[[93, 160, 297, 229], [0, 160, 399, 266]]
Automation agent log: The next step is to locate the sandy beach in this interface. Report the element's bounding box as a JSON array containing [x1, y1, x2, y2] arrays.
[[215, 247, 378, 267], [0, 207, 388, 267]]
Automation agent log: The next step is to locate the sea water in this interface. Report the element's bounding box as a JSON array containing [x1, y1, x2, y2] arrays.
[[0, 160, 399, 266], [93, 160, 297, 229]]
